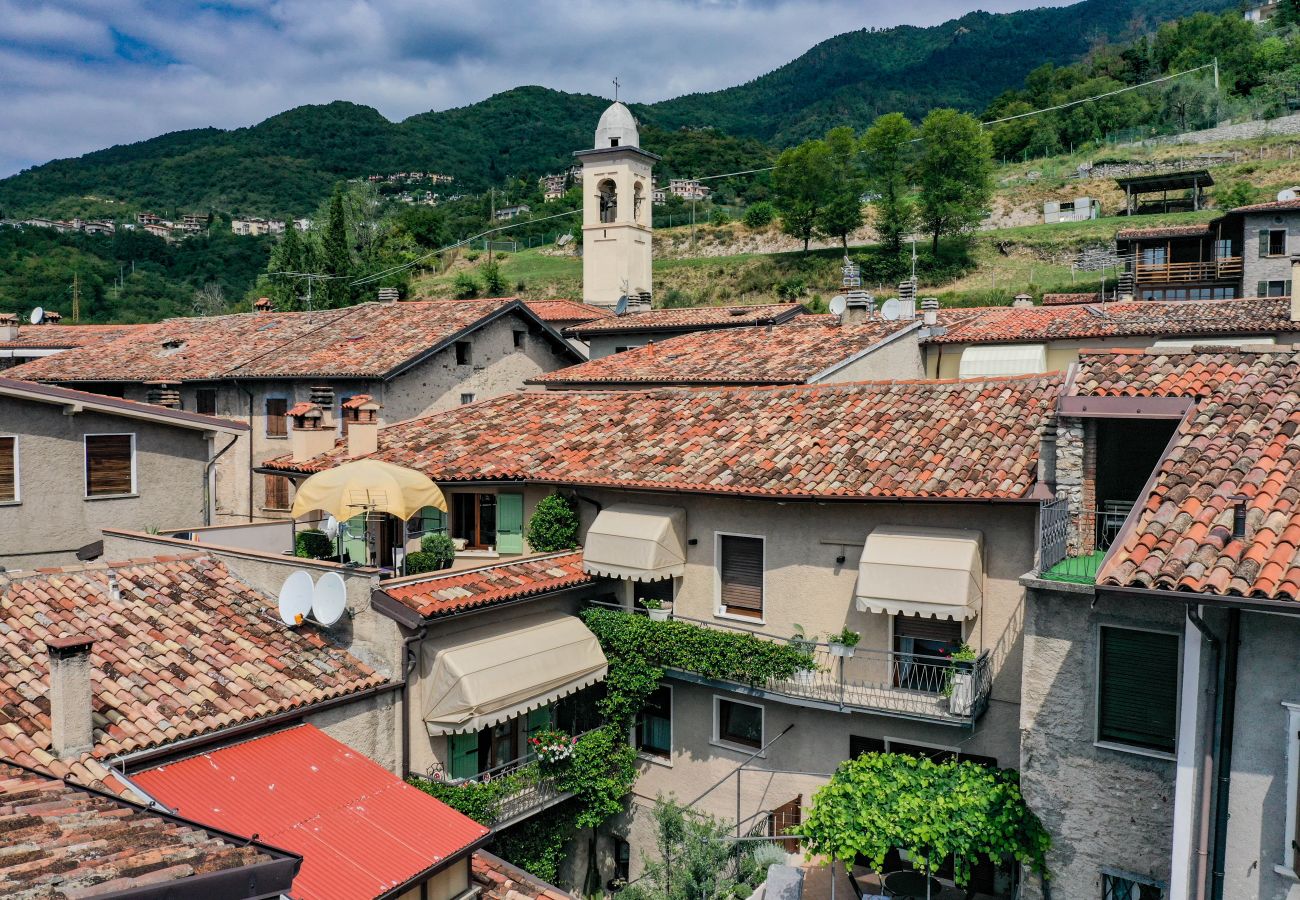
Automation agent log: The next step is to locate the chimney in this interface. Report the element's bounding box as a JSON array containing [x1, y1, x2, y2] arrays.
[[1291, 256, 1300, 322], [44, 310, 62, 324], [1036, 414, 1058, 493], [842, 292, 874, 326], [377, 287, 400, 303], [309, 385, 337, 430], [921, 298, 940, 327], [289, 403, 335, 462], [144, 380, 181, 409], [47, 634, 94, 759], [0, 313, 17, 342], [1013, 293, 1035, 309], [347, 399, 381, 457], [255, 297, 273, 313]]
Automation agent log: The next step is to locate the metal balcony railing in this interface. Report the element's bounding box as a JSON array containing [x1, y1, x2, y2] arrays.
[[1038, 497, 1134, 584]]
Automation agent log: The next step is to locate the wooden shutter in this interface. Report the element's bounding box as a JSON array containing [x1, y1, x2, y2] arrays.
[[1098, 627, 1179, 753], [496, 493, 524, 554], [85, 435, 133, 496], [264, 474, 290, 510], [1260, 229, 1270, 258], [720, 535, 763, 616], [265, 398, 287, 436], [0, 437, 14, 502], [448, 732, 482, 781]]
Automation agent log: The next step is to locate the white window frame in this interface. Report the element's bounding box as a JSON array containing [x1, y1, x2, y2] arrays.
[[0, 434, 18, 505], [714, 531, 766, 624], [1093, 622, 1182, 761], [635, 683, 673, 767], [83, 432, 137, 499], [1277, 700, 1300, 879], [712, 694, 765, 755]]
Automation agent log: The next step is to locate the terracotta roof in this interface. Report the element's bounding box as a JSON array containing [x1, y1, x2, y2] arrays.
[[135, 725, 489, 900], [7, 299, 577, 383], [1075, 349, 1300, 599], [1230, 198, 1300, 213], [565, 303, 805, 337], [0, 759, 298, 900], [341, 393, 373, 409], [383, 551, 592, 618], [474, 851, 576, 900], [0, 323, 149, 351], [265, 375, 1064, 500], [524, 299, 613, 325], [926, 297, 1300, 345], [0, 376, 248, 433], [1115, 223, 1214, 240], [0, 556, 388, 791], [1041, 293, 1101, 306], [533, 319, 918, 386]]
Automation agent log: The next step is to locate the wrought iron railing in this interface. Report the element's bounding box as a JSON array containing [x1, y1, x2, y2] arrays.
[[1038, 498, 1134, 584]]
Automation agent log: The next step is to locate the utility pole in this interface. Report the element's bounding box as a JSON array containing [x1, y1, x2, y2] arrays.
[[71, 271, 80, 323]]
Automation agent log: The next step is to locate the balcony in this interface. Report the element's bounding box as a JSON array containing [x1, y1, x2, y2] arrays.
[[1134, 257, 1241, 284], [1037, 498, 1131, 585]]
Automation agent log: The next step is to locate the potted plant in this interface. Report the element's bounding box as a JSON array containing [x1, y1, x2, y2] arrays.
[[944, 643, 979, 715], [789, 625, 819, 685], [828, 626, 860, 658], [529, 728, 578, 773], [641, 597, 671, 621]]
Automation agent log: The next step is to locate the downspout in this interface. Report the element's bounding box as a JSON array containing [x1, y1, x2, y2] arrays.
[[1186, 607, 1220, 900], [1210, 608, 1240, 900], [238, 385, 255, 522], [401, 626, 428, 778], [203, 434, 240, 527]]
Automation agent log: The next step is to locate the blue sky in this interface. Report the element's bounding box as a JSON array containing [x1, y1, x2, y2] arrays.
[[0, 1, 1073, 178]]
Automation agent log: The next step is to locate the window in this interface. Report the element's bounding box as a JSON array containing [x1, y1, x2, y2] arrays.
[[1140, 246, 1167, 266], [1101, 871, 1165, 900], [410, 505, 446, 536], [0, 436, 16, 503], [513, 330, 527, 349], [848, 735, 997, 768], [264, 397, 287, 437], [263, 474, 291, 510], [455, 341, 472, 365], [1214, 238, 1233, 259], [1280, 702, 1300, 875], [452, 492, 497, 548], [1097, 626, 1179, 754], [1261, 228, 1289, 257], [637, 686, 672, 758], [460, 393, 475, 405], [718, 534, 763, 619], [715, 697, 763, 750], [84, 434, 135, 497], [614, 346, 632, 354], [893, 614, 963, 693], [195, 389, 217, 416], [1259, 280, 1293, 297]]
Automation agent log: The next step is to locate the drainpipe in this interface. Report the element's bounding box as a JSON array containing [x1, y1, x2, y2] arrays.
[[401, 626, 427, 778], [203, 434, 240, 527], [1210, 608, 1240, 900], [1186, 607, 1220, 900], [238, 385, 255, 522]]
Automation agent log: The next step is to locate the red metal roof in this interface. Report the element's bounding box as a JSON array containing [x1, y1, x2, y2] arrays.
[[134, 724, 489, 900]]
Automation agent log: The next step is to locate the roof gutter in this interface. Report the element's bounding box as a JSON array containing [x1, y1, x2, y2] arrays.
[[1096, 583, 1300, 615]]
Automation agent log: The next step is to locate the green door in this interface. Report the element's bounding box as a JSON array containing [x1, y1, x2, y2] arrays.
[[497, 493, 524, 554]]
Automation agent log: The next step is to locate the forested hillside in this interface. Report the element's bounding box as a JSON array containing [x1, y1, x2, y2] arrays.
[[0, 0, 1231, 219]]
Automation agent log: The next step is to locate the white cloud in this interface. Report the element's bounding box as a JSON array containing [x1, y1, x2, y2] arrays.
[[0, 0, 1072, 177]]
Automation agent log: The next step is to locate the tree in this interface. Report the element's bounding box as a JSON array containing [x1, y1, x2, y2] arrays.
[[803, 753, 1050, 890], [817, 126, 866, 249], [916, 109, 993, 254], [525, 493, 579, 552], [1277, 0, 1300, 28], [265, 224, 305, 309], [190, 282, 226, 317], [619, 798, 768, 900], [772, 139, 833, 253], [318, 186, 352, 307], [480, 259, 507, 296], [860, 113, 918, 255], [742, 202, 775, 229]]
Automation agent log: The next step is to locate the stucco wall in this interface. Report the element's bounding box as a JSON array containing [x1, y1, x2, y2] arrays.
[[1241, 211, 1300, 296], [814, 328, 925, 383], [1019, 586, 1185, 900], [0, 396, 212, 570]]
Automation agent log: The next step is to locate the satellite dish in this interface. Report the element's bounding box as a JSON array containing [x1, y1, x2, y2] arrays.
[[828, 295, 847, 318], [322, 516, 339, 540], [880, 298, 902, 321], [29, 307, 44, 325], [277, 570, 314, 626], [614, 294, 629, 316], [312, 572, 347, 626], [1280, 188, 1300, 202]]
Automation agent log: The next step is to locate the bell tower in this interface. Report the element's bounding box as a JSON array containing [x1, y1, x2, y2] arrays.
[[574, 100, 658, 311]]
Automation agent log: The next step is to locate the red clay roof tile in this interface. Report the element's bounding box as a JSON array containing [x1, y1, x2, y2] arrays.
[[565, 303, 805, 337], [383, 551, 592, 618], [523, 299, 613, 325]]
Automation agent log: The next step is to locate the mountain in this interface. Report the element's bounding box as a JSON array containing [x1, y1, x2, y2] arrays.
[[0, 0, 1235, 219]]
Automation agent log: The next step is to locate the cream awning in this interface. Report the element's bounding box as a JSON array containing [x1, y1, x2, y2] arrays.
[[422, 611, 607, 736], [958, 344, 1048, 379], [582, 503, 686, 582], [855, 526, 983, 620]]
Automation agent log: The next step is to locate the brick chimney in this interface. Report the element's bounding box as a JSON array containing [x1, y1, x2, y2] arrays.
[[1291, 256, 1300, 322], [44, 310, 62, 324], [290, 403, 334, 462], [309, 385, 337, 430], [144, 380, 181, 409], [255, 297, 273, 313], [47, 634, 94, 759], [347, 399, 381, 457], [0, 313, 17, 342]]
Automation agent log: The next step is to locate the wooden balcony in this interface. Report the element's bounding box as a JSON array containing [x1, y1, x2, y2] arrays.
[[1134, 257, 1242, 284]]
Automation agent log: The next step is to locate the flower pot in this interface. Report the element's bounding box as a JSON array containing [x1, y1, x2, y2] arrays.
[[829, 642, 855, 658], [647, 607, 670, 622], [948, 671, 975, 716], [790, 668, 817, 686]]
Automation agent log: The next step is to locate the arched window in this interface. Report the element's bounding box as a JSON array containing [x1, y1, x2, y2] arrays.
[[598, 179, 617, 224], [633, 182, 645, 221]]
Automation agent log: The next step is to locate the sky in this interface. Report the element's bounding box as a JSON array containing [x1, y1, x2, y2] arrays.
[[0, 0, 1075, 178]]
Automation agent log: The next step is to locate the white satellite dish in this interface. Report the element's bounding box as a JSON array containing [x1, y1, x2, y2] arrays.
[[29, 307, 44, 325], [311, 572, 347, 626], [828, 295, 847, 318], [322, 515, 339, 540], [277, 570, 314, 626], [1280, 187, 1300, 202], [880, 298, 902, 321]]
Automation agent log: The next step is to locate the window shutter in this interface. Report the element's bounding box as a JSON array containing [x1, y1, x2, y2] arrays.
[[720, 535, 763, 615], [265, 398, 287, 436], [1261, 229, 1270, 258], [264, 474, 290, 510], [894, 614, 963, 643], [0, 437, 14, 502], [1098, 627, 1179, 753], [496, 493, 525, 554], [85, 435, 133, 496], [448, 732, 481, 781]]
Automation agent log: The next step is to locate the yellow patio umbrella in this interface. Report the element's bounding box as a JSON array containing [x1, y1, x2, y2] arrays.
[[290, 458, 446, 522]]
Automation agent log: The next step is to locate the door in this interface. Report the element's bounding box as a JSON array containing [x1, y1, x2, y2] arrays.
[[497, 492, 525, 554]]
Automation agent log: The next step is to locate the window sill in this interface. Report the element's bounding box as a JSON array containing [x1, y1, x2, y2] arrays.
[[1093, 740, 1176, 762], [0, 500, 20, 507], [709, 738, 765, 758], [1273, 865, 1299, 881], [715, 609, 765, 626], [85, 493, 139, 501], [262, 435, 288, 440], [261, 507, 291, 513], [638, 751, 672, 768]]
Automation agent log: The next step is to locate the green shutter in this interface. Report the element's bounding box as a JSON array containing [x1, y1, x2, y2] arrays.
[[1260, 229, 1270, 258], [1258, 281, 1269, 298], [1098, 627, 1179, 753], [524, 707, 552, 760], [497, 492, 525, 554], [341, 514, 368, 565], [414, 505, 446, 534], [448, 732, 481, 781]]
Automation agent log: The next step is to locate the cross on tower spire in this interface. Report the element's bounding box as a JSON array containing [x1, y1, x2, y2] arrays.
[[613, 76, 620, 101]]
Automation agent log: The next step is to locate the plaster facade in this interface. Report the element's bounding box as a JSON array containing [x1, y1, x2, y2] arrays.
[[578, 148, 655, 309], [1242, 210, 1300, 295]]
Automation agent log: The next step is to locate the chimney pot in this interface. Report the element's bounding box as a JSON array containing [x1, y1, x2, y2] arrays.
[[347, 401, 381, 458], [0, 313, 18, 343], [921, 298, 940, 327], [255, 297, 273, 312], [47, 634, 94, 759], [1013, 293, 1034, 308], [44, 311, 62, 324]]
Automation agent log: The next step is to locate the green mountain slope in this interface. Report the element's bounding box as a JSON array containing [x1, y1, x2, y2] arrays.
[[0, 0, 1234, 219]]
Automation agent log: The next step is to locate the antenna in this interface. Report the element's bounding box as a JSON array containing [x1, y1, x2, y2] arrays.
[[880, 298, 902, 321], [277, 570, 314, 626], [311, 572, 347, 626], [29, 307, 44, 325]]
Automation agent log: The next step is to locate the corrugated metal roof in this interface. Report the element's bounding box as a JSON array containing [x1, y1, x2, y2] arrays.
[[134, 724, 489, 900]]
